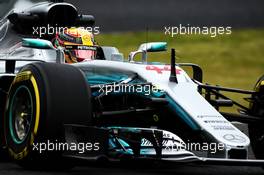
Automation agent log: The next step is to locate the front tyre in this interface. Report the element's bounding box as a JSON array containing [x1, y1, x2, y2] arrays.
[[4, 62, 92, 169], [248, 75, 264, 161]]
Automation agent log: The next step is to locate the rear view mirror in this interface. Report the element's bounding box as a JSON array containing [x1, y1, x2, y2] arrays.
[[138, 42, 167, 52], [22, 38, 55, 49], [129, 42, 167, 62]]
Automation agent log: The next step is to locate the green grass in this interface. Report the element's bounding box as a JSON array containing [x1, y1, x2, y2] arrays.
[[96, 29, 264, 113]]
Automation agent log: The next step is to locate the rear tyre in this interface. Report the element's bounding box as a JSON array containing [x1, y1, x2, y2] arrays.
[[248, 75, 264, 161], [4, 62, 92, 170]]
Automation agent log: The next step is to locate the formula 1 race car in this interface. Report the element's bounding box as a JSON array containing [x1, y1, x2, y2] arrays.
[[0, 0, 264, 170]]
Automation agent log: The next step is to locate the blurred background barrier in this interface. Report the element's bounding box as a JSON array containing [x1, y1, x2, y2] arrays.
[[66, 0, 264, 32], [1, 0, 264, 32]]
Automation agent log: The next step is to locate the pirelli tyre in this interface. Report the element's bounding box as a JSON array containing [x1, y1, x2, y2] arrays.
[[4, 62, 92, 169], [248, 75, 264, 162], [0, 76, 14, 161]]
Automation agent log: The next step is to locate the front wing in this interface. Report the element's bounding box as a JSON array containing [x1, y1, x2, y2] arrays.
[[54, 125, 264, 167]]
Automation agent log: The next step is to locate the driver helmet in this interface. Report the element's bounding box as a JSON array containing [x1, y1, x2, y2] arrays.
[[54, 27, 97, 63]]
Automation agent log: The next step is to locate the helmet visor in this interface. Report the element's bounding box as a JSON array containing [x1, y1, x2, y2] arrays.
[[65, 45, 97, 61]]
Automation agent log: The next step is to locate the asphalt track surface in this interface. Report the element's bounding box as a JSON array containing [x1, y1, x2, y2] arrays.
[[0, 161, 263, 175]]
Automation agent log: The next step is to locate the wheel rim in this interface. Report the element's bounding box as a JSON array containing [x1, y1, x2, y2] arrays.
[[9, 85, 33, 144]]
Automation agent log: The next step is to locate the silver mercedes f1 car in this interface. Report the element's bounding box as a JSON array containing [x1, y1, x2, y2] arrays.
[[0, 0, 263, 170]]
